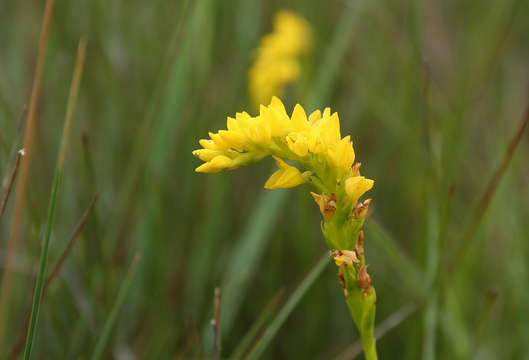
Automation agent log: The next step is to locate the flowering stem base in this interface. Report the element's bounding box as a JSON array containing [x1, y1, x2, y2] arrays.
[[339, 263, 377, 360]]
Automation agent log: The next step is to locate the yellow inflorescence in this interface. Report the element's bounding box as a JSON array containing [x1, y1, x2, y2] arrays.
[[248, 10, 311, 107], [192, 97, 374, 203]]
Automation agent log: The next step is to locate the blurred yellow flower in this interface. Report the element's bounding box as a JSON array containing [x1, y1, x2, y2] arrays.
[[248, 10, 311, 107], [192, 97, 373, 201]]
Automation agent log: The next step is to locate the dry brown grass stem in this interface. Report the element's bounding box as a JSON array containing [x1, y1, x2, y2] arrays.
[[0, 150, 24, 225], [0, 0, 56, 346], [447, 104, 529, 277], [213, 287, 221, 360]]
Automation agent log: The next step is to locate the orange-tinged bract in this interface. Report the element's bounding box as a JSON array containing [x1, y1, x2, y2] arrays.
[[248, 10, 312, 107]]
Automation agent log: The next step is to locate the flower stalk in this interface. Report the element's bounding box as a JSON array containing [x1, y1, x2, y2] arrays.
[[193, 97, 377, 358]]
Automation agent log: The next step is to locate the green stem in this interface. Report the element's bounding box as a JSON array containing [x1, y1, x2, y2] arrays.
[[360, 330, 378, 360], [334, 228, 378, 360], [345, 288, 378, 360], [23, 171, 61, 360]]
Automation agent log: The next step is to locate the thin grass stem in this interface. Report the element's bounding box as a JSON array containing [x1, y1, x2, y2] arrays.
[[22, 39, 86, 359], [446, 105, 529, 278], [213, 287, 221, 360], [0, 0, 56, 344], [231, 290, 283, 359], [10, 194, 97, 360], [0, 149, 24, 225], [246, 254, 330, 360], [90, 253, 141, 360]]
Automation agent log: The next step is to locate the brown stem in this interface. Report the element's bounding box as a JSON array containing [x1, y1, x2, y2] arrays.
[[448, 105, 529, 277], [0, 150, 24, 224], [0, 0, 56, 346], [213, 287, 221, 360]]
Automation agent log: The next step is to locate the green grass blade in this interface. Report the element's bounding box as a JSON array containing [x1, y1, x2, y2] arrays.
[[22, 39, 86, 360], [246, 254, 330, 359], [231, 290, 283, 359], [91, 254, 141, 360], [221, 190, 287, 334], [366, 220, 424, 297], [308, 0, 367, 107], [23, 170, 62, 359]]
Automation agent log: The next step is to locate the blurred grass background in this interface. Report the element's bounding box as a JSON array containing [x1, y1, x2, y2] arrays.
[[1, 0, 529, 358]]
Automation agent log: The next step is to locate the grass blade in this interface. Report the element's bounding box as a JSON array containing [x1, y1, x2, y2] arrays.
[[10, 194, 98, 360], [246, 254, 330, 359], [23, 39, 86, 359], [0, 0, 56, 344], [221, 190, 287, 334], [90, 253, 141, 360], [366, 220, 424, 297], [308, 0, 367, 107], [230, 290, 283, 360], [447, 105, 529, 277]]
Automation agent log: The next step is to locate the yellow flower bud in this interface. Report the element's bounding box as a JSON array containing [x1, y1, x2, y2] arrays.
[[308, 109, 322, 125], [264, 156, 307, 189], [195, 155, 233, 173], [291, 104, 310, 131], [286, 133, 309, 157], [328, 135, 355, 172], [192, 149, 221, 162], [208, 132, 230, 150], [345, 176, 374, 201], [218, 130, 247, 151]]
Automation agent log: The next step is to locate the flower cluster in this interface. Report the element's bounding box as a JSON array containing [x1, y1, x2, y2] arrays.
[[192, 97, 373, 205], [248, 10, 311, 107], [193, 97, 378, 358]]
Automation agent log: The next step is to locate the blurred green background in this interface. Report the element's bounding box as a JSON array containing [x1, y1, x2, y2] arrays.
[[1, 0, 528, 358]]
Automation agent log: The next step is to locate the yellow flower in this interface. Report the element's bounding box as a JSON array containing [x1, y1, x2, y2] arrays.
[[248, 10, 312, 106], [193, 97, 377, 354], [264, 156, 308, 189], [193, 97, 374, 205], [331, 250, 360, 267], [345, 176, 374, 201], [195, 155, 233, 173]]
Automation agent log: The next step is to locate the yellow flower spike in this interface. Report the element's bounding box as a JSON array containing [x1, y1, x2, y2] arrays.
[[248, 11, 312, 106], [193, 97, 378, 359], [345, 176, 374, 201], [195, 155, 233, 173], [264, 156, 307, 189]]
